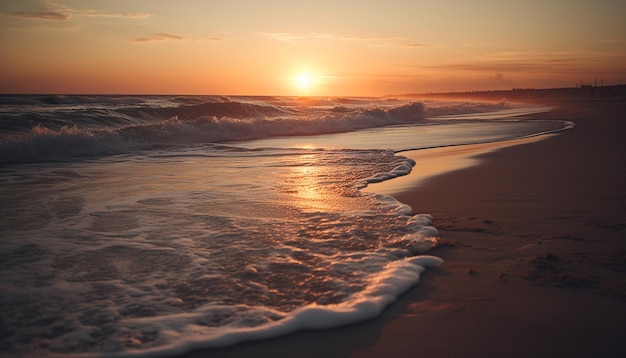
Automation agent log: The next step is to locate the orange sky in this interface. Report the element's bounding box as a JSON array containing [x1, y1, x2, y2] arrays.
[[1, 0, 625, 96]]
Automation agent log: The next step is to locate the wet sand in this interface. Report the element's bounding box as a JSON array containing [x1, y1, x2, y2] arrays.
[[182, 89, 626, 358]]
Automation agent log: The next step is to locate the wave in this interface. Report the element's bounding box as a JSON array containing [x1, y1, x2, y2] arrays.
[[0, 102, 425, 164], [0, 95, 149, 106], [423, 100, 509, 117], [118, 101, 296, 122]]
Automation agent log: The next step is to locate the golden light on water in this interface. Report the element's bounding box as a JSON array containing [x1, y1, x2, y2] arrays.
[[295, 164, 321, 202], [289, 154, 340, 212], [288, 153, 327, 209], [286, 153, 370, 213]]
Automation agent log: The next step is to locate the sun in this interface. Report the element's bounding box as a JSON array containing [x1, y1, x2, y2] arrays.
[[292, 70, 325, 96], [298, 73, 312, 88], [297, 73, 313, 93]]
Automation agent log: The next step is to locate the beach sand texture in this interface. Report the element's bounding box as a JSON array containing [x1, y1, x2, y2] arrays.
[[182, 89, 626, 358]]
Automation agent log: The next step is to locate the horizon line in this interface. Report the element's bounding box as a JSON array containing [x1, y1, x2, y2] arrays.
[[1, 84, 624, 98]]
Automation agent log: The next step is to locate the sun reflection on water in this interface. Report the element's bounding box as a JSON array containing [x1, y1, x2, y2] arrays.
[[295, 163, 321, 203], [280, 152, 374, 214]]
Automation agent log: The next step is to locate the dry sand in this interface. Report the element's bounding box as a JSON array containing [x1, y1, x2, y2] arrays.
[[182, 89, 626, 358]]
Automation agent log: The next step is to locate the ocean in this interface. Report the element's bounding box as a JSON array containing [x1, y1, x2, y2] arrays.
[[0, 95, 571, 357]]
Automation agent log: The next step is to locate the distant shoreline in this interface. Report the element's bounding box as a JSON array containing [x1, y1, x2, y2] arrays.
[[397, 84, 626, 103]]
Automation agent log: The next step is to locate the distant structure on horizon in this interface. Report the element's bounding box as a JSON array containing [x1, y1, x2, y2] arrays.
[[579, 78, 605, 89], [411, 84, 626, 101]]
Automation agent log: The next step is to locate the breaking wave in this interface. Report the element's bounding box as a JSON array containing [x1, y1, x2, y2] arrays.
[[0, 101, 425, 164]]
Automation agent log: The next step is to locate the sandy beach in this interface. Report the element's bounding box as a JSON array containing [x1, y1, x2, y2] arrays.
[[182, 89, 626, 358]]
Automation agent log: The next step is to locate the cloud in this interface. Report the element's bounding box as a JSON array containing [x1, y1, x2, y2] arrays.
[[72, 9, 150, 19], [418, 52, 596, 74], [325, 34, 406, 43], [426, 62, 551, 73], [6, 1, 150, 22], [255, 32, 415, 47], [488, 73, 509, 83], [133, 33, 188, 43], [44, 0, 149, 19], [405, 42, 425, 48], [11, 11, 69, 20], [256, 32, 302, 42], [600, 38, 623, 43]]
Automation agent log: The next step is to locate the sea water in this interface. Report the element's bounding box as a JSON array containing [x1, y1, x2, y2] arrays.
[[0, 95, 570, 356]]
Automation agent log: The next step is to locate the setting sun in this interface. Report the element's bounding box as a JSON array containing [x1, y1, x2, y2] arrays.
[[298, 73, 311, 88], [297, 73, 313, 94]]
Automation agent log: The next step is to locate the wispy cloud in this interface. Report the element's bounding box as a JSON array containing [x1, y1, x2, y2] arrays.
[[413, 49, 604, 75], [69, 8, 150, 19], [255, 32, 297, 42], [418, 58, 597, 77], [325, 34, 407, 43], [5, 1, 150, 22], [11, 10, 69, 20], [133, 33, 188, 43], [599, 38, 623, 43], [425, 62, 551, 72], [256, 32, 418, 47]]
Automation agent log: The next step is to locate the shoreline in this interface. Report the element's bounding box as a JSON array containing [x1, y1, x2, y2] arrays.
[[364, 133, 559, 196], [181, 94, 626, 358]]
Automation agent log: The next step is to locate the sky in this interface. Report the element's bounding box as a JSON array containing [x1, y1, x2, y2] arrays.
[[1, 0, 625, 96]]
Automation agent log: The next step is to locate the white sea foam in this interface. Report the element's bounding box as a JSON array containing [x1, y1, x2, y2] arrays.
[[0, 144, 442, 356], [109, 256, 442, 358]]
